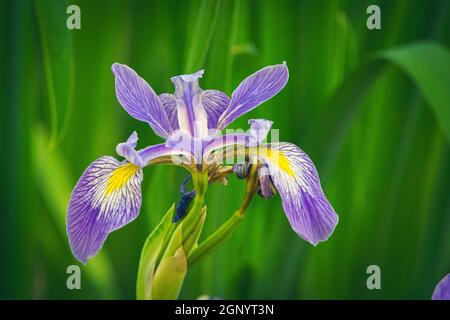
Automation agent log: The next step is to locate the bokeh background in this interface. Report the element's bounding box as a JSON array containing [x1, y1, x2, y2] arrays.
[[1, 0, 449, 299]]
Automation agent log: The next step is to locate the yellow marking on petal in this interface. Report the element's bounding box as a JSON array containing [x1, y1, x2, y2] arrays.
[[106, 163, 139, 195], [248, 147, 294, 177], [266, 149, 294, 177]]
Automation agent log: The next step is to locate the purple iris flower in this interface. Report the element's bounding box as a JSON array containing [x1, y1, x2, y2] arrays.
[[66, 63, 338, 263], [432, 274, 450, 300]]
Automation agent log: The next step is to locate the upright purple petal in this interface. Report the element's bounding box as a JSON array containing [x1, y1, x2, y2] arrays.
[[112, 63, 173, 138], [217, 63, 289, 131], [248, 119, 273, 143], [116, 131, 146, 167], [432, 274, 450, 300], [259, 142, 338, 245], [159, 93, 179, 130], [67, 156, 143, 263], [171, 70, 209, 139], [201, 90, 230, 129]]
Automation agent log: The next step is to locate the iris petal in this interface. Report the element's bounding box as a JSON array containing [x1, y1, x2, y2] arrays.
[[259, 143, 338, 245], [203, 118, 272, 157], [159, 93, 179, 130], [201, 90, 230, 130], [116, 131, 146, 167], [248, 119, 273, 143], [67, 156, 143, 263], [432, 274, 450, 300], [112, 63, 173, 138], [217, 63, 288, 131], [171, 70, 208, 139]]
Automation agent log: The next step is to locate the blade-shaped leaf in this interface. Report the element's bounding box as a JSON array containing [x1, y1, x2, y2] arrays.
[[136, 204, 175, 300], [34, 0, 73, 147], [306, 42, 450, 178], [380, 42, 450, 143]]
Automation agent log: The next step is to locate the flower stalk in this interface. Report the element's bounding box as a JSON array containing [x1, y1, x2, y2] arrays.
[[188, 164, 259, 266]]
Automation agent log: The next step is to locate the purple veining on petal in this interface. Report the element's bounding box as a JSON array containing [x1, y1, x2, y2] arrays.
[[432, 274, 450, 300], [67, 156, 143, 263], [217, 63, 289, 131], [261, 142, 338, 245], [201, 90, 230, 129], [159, 93, 179, 130], [112, 63, 173, 138]]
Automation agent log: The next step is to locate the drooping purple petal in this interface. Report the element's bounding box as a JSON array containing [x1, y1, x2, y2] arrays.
[[432, 274, 450, 300], [171, 70, 208, 139], [201, 90, 230, 129], [112, 63, 173, 138], [217, 63, 289, 131], [259, 142, 338, 245], [67, 156, 143, 263], [159, 93, 179, 130]]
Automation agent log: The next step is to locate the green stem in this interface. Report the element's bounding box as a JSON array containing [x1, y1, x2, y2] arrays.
[[160, 170, 208, 261], [188, 166, 258, 266], [181, 170, 208, 232]]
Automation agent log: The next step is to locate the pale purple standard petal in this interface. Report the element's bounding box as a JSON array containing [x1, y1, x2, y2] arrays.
[[171, 70, 208, 138], [217, 63, 289, 131], [261, 143, 338, 245], [67, 156, 143, 263], [201, 90, 230, 129], [112, 63, 173, 138], [432, 274, 450, 300]]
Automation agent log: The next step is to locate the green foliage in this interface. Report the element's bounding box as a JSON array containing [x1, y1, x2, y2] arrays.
[[1, 0, 449, 299]]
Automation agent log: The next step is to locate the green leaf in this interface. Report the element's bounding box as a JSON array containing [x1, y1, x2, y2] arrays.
[[34, 0, 73, 147], [136, 204, 175, 300], [307, 41, 450, 177], [380, 42, 450, 143], [184, 0, 221, 72], [32, 125, 119, 298], [152, 247, 188, 300], [184, 206, 207, 256]]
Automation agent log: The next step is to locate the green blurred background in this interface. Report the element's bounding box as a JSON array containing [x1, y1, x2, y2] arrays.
[[1, 0, 449, 299]]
